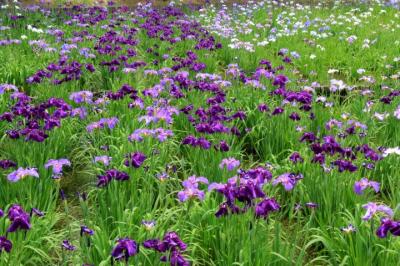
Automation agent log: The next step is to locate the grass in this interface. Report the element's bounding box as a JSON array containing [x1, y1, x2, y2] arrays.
[[0, 0, 399, 265]]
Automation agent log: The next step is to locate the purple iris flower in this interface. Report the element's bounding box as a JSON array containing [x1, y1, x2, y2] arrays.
[[61, 240, 76, 251], [219, 158, 240, 171], [30, 208, 44, 217], [332, 159, 358, 172], [376, 218, 400, 238], [289, 152, 303, 163], [128, 129, 154, 142], [86, 117, 119, 132], [177, 176, 209, 202], [300, 132, 317, 143], [7, 205, 31, 232], [272, 173, 303, 191], [80, 225, 94, 236], [124, 152, 146, 168], [97, 169, 130, 187], [45, 158, 71, 178], [362, 202, 393, 221], [354, 177, 380, 195], [0, 236, 12, 253], [258, 103, 269, 112], [7, 167, 39, 182], [272, 107, 284, 115], [144, 231, 188, 265], [71, 107, 87, 120], [255, 198, 280, 219], [111, 238, 139, 262], [305, 202, 318, 209], [0, 160, 17, 169]]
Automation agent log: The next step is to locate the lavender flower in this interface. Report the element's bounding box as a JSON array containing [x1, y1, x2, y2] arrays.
[[93, 156, 112, 166], [86, 117, 119, 132], [7, 167, 39, 182], [362, 202, 393, 221], [69, 91, 93, 104], [354, 177, 380, 195], [219, 158, 240, 171], [272, 173, 303, 191], [0, 84, 18, 94], [177, 176, 209, 202], [44, 158, 71, 178]]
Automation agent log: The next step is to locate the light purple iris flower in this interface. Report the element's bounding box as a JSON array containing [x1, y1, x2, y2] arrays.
[[69, 91, 93, 104], [70, 107, 87, 120], [86, 117, 119, 132], [354, 177, 380, 195], [177, 176, 209, 202], [362, 202, 393, 221], [128, 128, 173, 142], [219, 158, 240, 171], [45, 159, 71, 178], [272, 173, 303, 191], [7, 167, 39, 182], [93, 156, 112, 166], [0, 84, 18, 94]]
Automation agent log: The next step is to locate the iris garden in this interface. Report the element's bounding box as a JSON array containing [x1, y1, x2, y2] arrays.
[[0, 0, 400, 265]]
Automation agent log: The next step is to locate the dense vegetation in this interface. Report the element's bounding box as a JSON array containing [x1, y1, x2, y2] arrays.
[[0, 0, 399, 265]]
